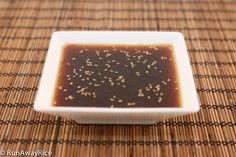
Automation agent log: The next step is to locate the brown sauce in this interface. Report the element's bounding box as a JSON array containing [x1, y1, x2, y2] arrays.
[[53, 44, 182, 108]]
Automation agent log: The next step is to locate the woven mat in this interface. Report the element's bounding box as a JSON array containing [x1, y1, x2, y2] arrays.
[[0, 0, 236, 156]]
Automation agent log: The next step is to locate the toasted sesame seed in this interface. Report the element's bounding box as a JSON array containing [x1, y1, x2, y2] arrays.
[[110, 98, 114, 101], [158, 97, 163, 103], [130, 62, 135, 68], [118, 99, 123, 103], [58, 86, 63, 90], [151, 61, 157, 65], [116, 76, 123, 81], [135, 72, 140, 76], [127, 102, 136, 106], [95, 50, 100, 55], [121, 78, 125, 83], [105, 53, 112, 57], [92, 92, 96, 98], [68, 95, 74, 100], [94, 84, 100, 87], [162, 81, 167, 85], [138, 89, 144, 97]]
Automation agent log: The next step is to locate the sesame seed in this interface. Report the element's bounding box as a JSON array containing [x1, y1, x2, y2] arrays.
[[94, 84, 100, 87], [95, 50, 100, 56], [68, 95, 74, 100], [117, 75, 124, 80], [151, 61, 157, 65], [127, 102, 136, 106], [58, 86, 63, 90], [158, 97, 163, 103], [105, 53, 111, 57], [110, 105, 114, 108], [118, 99, 123, 103], [162, 81, 167, 85], [110, 98, 114, 101], [121, 78, 125, 83], [135, 72, 140, 76]]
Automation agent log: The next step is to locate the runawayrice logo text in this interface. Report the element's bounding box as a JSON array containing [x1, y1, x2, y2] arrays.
[[0, 150, 52, 156]]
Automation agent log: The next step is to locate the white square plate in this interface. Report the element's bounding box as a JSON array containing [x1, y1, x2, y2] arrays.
[[34, 31, 200, 124]]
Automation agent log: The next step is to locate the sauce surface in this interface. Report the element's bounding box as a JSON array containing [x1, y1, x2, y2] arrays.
[[53, 44, 182, 107]]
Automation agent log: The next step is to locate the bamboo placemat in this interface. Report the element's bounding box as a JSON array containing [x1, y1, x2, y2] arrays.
[[0, 0, 236, 156]]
